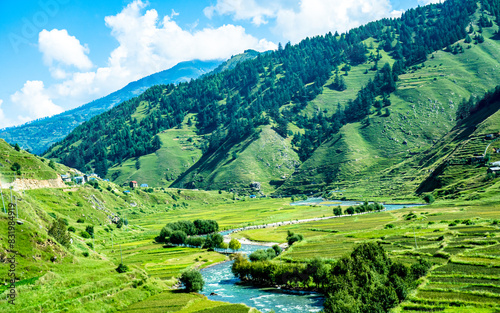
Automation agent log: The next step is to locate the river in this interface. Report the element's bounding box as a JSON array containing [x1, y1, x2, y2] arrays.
[[290, 197, 424, 211], [200, 243, 324, 313], [200, 198, 424, 312]]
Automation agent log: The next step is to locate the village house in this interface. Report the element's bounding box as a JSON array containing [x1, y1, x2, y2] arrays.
[[74, 176, 86, 184], [129, 181, 138, 188], [61, 174, 71, 182], [487, 167, 500, 174]]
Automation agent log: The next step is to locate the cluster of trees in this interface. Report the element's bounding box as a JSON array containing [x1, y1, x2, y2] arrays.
[[249, 245, 282, 261], [344, 202, 385, 215], [48, 0, 492, 178], [286, 231, 304, 246], [456, 85, 500, 121], [157, 219, 219, 242], [48, 218, 72, 247], [156, 219, 242, 251], [232, 242, 432, 312]]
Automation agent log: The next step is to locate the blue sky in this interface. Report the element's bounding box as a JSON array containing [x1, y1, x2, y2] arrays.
[[0, 0, 440, 128]]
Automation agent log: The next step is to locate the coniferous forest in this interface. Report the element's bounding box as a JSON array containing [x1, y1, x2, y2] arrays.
[[46, 0, 494, 180]]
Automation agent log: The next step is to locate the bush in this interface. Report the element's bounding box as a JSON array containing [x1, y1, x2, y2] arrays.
[[85, 225, 94, 237], [170, 230, 187, 245], [68, 226, 76, 232], [82, 252, 89, 257], [48, 218, 72, 247], [272, 244, 282, 256], [249, 249, 276, 261], [158, 226, 173, 242], [287, 231, 304, 246], [180, 269, 204, 292], [80, 231, 91, 239], [423, 194, 435, 204], [76, 218, 84, 223], [116, 263, 129, 273], [186, 236, 205, 247]]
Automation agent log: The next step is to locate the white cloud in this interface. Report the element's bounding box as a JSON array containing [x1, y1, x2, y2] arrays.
[[204, 0, 276, 26], [103, 0, 276, 78], [7, 0, 276, 127], [10, 81, 64, 122], [204, 0, 400, 43], [274, 0, 393, 43], [418, 0, 445, 4], [38, 29, 93, 71], [0, 99, 13, 129]]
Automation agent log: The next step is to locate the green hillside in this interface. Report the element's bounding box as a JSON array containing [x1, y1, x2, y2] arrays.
[[0, 60, 222, 155], [0, 139, 68, 182], [279, 22, 500, 200], [171, 125, 300, 193], [44, 0, 500, 201]]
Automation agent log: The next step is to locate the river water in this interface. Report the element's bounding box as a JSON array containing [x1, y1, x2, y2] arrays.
[[200, 243, 324, 312], [200, 198, 424, 312], [290, 197, 424, 211]]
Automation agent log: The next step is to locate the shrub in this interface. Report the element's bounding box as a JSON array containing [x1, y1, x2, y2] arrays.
[[116, 263, 129, 273], [48, 218, 72, 247], [385, 224, 395, 229], [287, 231, 304, 246], [80, 231, 91, 239], [272, 244, 282, 256], [423, 194, 435, 204], [229, 238, 242, 252], [68, 226, 76, 232], [249, 248, 276, 261], [82, 252, 89, 257], [170, 230, 187, 245], [85, 225, 94, 237], [76, 218, 84, 223], [157, 226, 173, 242], [180, 269, 204, 292]]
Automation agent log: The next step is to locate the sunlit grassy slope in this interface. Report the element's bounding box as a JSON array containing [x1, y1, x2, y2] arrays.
[[171, 125, 300, 193], [279, 25, 500, 200]]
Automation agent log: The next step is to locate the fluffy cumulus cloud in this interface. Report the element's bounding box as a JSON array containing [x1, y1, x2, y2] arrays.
[[275, 0, 393, 42], [104, 0, 276, 78], [0, 99, 11, 128], [39, 29, 93, 71], [205, 0, 397, 43], [204, 0, 276, 26], [418, 0, 446, 4], [6, 0, 276, 127], [10, 81, 64, 122]]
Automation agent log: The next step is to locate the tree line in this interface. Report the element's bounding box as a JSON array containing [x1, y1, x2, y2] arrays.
[[232, 242, 432, 312], [45, 0, 495, 179]]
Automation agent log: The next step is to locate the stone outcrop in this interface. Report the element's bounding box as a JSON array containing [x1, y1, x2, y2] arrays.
[[1, 175, 66, 191]]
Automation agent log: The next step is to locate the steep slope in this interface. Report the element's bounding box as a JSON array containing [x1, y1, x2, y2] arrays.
[[46, 0, 498, 195], [171, 125, 300, 193], [278, 20, 500, 200], [0, 60, 222, 155]]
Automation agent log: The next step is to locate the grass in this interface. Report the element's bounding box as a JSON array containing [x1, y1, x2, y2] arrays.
[[119, 290, 257, 313], [230, 201, 500, 311], [171, 125, 300, 193], [279, 24, 500, 200], [108, 114, 204, 187]]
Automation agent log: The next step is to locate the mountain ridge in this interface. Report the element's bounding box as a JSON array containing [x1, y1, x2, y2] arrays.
[[0, 59, 223, 154], [45, 0, 500, 198]]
